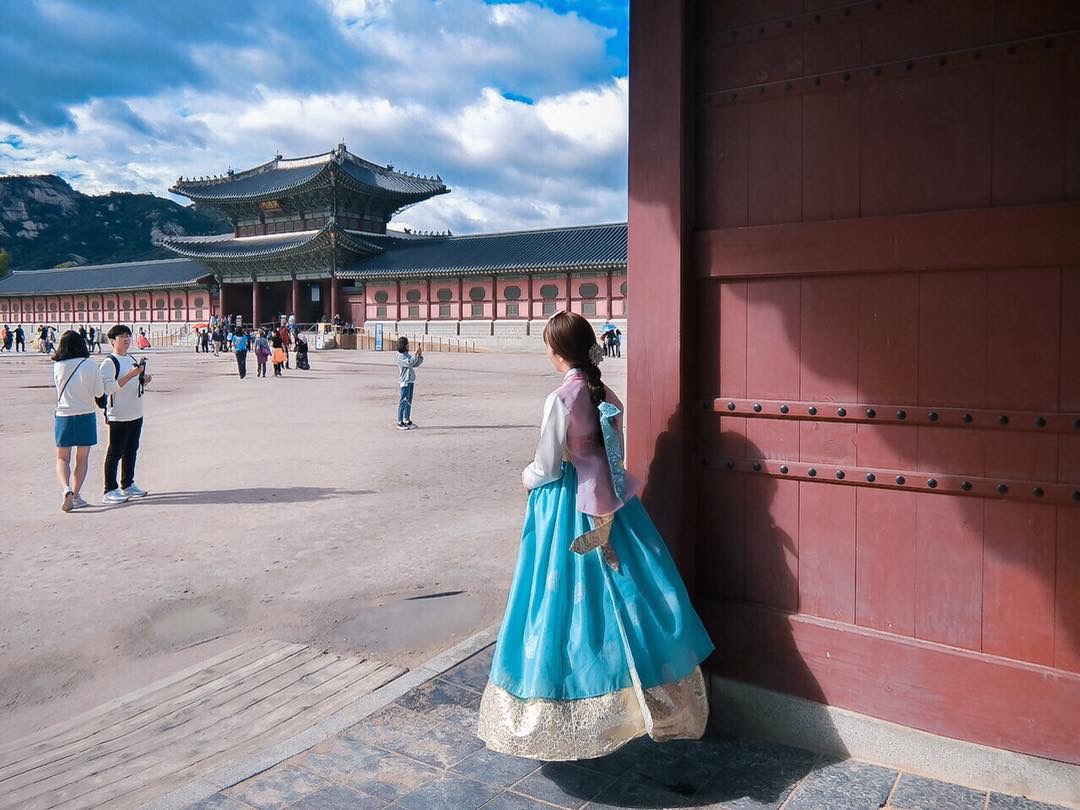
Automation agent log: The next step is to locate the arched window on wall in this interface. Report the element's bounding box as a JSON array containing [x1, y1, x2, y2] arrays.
[[503, 285, 521, 317], [540, 284, 559, 316], [193, 296, 205, 320], [406, 288, 421, 319], [138, 298, 148, 321], [579, 282, 599, 316], [173, 296, 185, 321], [469, 286, 486, 317], [437, 288, 453, 318], [155, 298, 166, 321]]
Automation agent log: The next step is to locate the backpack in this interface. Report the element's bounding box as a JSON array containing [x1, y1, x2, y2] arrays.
[[95, 355, 121, 413]]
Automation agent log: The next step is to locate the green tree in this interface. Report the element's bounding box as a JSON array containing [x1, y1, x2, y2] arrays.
[[0, 249, 9, 278], [53, 260, 79, 268]]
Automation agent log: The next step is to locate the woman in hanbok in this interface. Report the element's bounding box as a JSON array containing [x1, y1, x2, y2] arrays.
[[477, 311, 713, 761]]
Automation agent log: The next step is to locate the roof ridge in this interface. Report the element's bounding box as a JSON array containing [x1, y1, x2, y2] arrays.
[[14, 258, 194, 274], [433, 221, 626, 240]]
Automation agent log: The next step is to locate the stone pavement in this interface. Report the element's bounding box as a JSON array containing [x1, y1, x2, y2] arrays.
[[190, 645, 1070, 810]]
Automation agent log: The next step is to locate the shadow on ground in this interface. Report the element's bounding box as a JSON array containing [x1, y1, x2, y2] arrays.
[[132, 487, 373, 505]]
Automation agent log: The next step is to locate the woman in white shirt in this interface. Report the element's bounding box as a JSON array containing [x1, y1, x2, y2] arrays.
[[52, 330, 105, 512]]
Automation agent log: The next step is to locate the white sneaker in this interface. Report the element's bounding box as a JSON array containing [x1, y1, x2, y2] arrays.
[[121, 484, 149, 498], [70, 494, 89, 510], [103, 489, 129, 505], [61, 491, 74, 512]]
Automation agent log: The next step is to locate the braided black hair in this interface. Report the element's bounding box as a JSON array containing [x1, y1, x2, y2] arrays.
[[542, 311, 606, 406]]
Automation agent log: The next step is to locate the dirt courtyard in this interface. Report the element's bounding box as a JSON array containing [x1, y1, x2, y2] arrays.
[[0, 343, 627, 741]]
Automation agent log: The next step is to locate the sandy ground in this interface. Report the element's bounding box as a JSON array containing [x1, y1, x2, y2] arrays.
[[0, 344, 626, 742]]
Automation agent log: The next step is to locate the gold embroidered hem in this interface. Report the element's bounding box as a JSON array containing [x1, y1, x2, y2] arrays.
[[476, 667, 709, 761]]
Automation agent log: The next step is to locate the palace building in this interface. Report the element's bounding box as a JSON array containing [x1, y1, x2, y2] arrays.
[[0, 144, 627, 338]]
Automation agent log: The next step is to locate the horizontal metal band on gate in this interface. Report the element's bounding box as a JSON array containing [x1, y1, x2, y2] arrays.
[[698, 27, 1080, 106], [705, 398, 1080, 434], [702, 456, 1080, 507]]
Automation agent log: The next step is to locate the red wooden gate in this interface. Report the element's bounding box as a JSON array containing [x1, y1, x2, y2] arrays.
[[629, 0, 1080, 765]]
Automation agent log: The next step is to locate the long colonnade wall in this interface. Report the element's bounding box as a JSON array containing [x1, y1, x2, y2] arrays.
[[357, 270, 628, 323], [0, 288, 215, 326]]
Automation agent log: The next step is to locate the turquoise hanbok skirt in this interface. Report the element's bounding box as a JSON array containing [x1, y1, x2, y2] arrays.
[[477, 462, 714, 761]]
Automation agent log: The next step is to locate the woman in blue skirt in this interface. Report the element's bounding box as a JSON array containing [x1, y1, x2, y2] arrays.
[[477, 311, 713, 761], [53, 329, 105, 512]]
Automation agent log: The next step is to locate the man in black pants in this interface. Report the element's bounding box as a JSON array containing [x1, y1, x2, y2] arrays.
[[100, 325, 153, 505]]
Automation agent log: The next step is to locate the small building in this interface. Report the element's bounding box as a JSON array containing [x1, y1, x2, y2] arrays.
[[0, 144, 627, 340]]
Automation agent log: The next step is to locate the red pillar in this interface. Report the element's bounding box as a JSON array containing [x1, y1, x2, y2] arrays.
[[606, 271, 613, 319], [457, 277, 464, 320], [628, 0, 692, 572], [330, 275, 340, 323], [291, 277, 301, 319], [565, 272, 573, 313], [492, 275, 498, 321], [251, 281, 261, 326], [527, 274, 533, 321], [396, 279, 402, 322]]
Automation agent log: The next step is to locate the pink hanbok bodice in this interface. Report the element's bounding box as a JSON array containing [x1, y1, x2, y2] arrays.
[[558, 372, 641, 516]]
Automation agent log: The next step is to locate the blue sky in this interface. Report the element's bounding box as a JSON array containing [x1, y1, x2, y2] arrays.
[[0, 0, 628, 234]]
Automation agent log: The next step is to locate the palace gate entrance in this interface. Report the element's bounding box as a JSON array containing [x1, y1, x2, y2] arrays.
[[628, 0, 1079, 765]]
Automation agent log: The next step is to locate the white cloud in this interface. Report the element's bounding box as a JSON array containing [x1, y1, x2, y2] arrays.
[[0, 1, 627, 234]]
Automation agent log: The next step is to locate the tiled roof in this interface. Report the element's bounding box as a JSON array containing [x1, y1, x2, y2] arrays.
[[160, 223, 385, 261], [339, 222, 627, 279], [170, 145, 447, 203], [0, 259, 213, 296]]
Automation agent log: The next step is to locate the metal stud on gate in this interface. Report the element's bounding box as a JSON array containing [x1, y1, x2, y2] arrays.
[[780, 404, 789, 414], [928, 479, 938, 489], [962, 481, 973, 491], [997, 483, 1009, 495], [837, 407, 847, 417], [896, 475, 906, 485], [808, 468, 817, 477], [866, 473, 876, 482]]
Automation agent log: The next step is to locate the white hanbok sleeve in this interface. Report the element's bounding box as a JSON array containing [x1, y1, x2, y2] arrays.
[[521, 391, 570, 490]]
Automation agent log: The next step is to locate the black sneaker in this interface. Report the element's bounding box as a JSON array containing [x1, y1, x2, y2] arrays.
[[396, 422, 408, 430], [404, 421, 418, 429]]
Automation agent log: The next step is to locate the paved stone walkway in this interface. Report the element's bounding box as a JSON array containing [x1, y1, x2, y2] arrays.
[[191, 645, 1070, 810]]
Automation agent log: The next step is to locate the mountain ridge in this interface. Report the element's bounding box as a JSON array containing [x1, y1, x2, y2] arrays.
[[0, 174, 229, 273]]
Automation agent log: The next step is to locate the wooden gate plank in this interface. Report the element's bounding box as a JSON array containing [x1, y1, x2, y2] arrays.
[[915, 494, 983, 651], [798, 483, 855, 622], [856, 489, 916, 637], [1056, 508, 1080, 673], [983, 502, 1057, 665]]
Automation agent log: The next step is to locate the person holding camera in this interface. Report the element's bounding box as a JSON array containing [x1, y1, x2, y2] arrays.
[[99, 325, 153, 505]]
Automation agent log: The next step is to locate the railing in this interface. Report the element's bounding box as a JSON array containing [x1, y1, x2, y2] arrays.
[[387, 333, 477, 353]]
